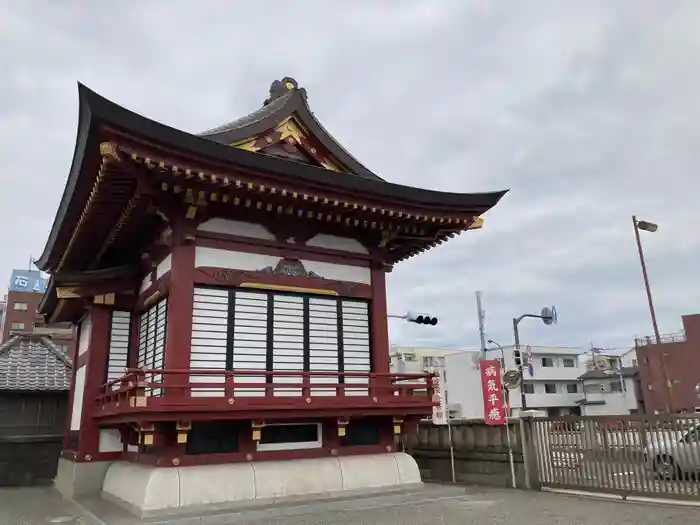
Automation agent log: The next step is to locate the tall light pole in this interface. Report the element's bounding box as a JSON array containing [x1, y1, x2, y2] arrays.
[[632, 216, 661, 344], [632, 216, 672, 413]]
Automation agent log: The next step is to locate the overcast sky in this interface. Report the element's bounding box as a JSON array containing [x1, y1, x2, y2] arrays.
[[1, 1, 698, 351]]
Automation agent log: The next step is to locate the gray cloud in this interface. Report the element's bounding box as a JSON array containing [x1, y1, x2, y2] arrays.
[[0, 1, 698, 352]]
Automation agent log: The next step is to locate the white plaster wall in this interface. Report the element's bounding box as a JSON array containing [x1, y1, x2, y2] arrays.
[[70, 366, 86, 430], [195, 247, 280, 272], [77, 314, 92, 356], [140, 274, 152, 293], [99, 428, 123, 452], [301, 259, 370, 284], [305, 234, 368, 254], [197, 218, 275, 240], [156, 254, 171, 279], [194, 247, 371, 284]]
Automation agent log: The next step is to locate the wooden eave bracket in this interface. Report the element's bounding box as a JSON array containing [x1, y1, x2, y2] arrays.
[[55, 279, 136, 300], [121, 146, 490, 229]]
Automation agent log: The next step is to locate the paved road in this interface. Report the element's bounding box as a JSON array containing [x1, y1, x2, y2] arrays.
[[1, 483, 698, 524]]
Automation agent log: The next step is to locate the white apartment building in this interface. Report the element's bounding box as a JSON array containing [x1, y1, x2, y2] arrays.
[[578, 368, 641, 416], [584, 347, 638, 371], [578, 347, 642, 415], [389, 346, 483, 419], [389, 345, 458, 374], [485, 345, 588, 417]]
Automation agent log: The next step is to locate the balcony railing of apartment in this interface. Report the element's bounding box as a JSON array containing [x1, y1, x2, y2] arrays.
[[94, 369, 436, 420], [634, 331, 686, 347]]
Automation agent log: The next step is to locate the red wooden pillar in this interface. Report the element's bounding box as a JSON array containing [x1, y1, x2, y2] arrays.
[[163, 232, 195, 394], [370, 267, 390, 375], [74, 305, 111, 460]]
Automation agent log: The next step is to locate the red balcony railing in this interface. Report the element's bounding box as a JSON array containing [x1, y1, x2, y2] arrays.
[[94, 369, 435, 420]]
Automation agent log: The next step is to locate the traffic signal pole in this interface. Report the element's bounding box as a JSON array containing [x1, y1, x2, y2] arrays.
[[512, 317, 526, 411], [512, 310, 555, 413]]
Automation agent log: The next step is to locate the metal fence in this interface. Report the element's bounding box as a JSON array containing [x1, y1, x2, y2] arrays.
[[532, 414, 700, 500]]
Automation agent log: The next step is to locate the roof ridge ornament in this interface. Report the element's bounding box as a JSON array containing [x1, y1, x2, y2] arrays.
[[265, 76, 305, 105]]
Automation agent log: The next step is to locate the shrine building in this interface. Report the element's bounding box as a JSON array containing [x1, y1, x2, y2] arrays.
[[36, 77, 507, 517]]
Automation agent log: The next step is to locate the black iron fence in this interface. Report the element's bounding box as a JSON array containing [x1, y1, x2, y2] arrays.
[[532, 414, 700, 500]]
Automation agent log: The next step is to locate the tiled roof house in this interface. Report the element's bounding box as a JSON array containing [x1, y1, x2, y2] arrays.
[[0, 332, 72, 391]]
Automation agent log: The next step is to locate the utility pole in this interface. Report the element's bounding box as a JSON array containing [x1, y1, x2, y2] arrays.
[[476, 291, 486, 352]]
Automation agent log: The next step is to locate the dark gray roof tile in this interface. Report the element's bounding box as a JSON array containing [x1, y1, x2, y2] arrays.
[[0, 334, 72, 391]]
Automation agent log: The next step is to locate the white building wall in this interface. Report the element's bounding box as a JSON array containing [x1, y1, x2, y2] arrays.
[[582, 377, 640, 416], [443, 351, 486, 419], [389, 347, 485, 419], [485, 345, 587, 415]]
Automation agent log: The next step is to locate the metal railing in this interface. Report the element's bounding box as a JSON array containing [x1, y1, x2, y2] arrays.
[[532, 414, 700, 500], [635, 331, 686, 347], [95, 368, 435, 414]]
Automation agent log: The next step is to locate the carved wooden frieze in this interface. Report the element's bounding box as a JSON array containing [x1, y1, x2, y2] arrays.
[[259, 258, 321, 278], [195, 263, 372, 299]]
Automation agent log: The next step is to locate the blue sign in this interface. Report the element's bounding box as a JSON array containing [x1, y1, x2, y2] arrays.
[[528, 363, 534, 377], [9, 270, 48, 293]]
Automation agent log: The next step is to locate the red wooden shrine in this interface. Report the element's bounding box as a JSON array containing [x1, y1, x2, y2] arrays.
[[36, 77, 507, 471]]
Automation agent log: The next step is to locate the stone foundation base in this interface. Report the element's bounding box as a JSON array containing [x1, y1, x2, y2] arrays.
[[54, 458, 112, 500], [102, 453, 421, 518]]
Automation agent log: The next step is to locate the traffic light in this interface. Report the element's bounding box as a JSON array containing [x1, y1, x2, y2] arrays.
[[513, 349, 522, 368], [405, 312, 438, 326]]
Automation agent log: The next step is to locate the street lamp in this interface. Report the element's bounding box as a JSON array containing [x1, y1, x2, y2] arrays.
[[632, 216, 661, 344], [633, 216, 672, 412], [513, 306, 557, 411]]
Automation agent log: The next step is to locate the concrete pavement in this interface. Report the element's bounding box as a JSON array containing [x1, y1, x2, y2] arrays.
[[0, 486, 86, 524], [1, 483, 698, 524]]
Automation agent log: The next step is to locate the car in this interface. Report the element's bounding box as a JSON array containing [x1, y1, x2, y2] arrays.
[[644, 424, 700, 479]]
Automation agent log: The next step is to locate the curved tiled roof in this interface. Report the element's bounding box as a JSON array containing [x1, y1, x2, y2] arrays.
[[0, 334, 72, 391], [198, 77, 385, 182], [34, 78, 509, 272]]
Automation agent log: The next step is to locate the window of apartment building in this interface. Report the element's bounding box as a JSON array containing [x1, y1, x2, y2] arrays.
[[541, 357, 554, 367], [610, 381, 623, 392], [403, 353, 416, 361], [632, 359, 638, 367], [10, 322, 24, 330], [522, 383, 535, 394], [562, 358, 575, 368], [566, 383, 579, 394], [584, 383, 604, 393], [13, 302, 28, 311], [544, 383, 558, 394]]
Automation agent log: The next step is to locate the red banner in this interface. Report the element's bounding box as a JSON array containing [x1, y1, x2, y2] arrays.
[[479, 359, 505, 425]]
